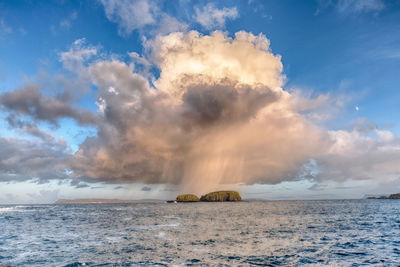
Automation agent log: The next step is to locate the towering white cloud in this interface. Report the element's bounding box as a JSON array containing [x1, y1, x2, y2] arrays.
[[70, 31, 328, 194], [150, 31, 284, 96]]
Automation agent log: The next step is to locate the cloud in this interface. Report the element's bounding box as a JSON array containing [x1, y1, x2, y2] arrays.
[[100, 0, 158, 36], [0, 38, 100, 185], [150, 31, 285, 94], [0, 18, 12, 37], [291, 90, 347, 122], [314, 127, 400, 183], [60, 38, 97, 74], [0, 85, 100, 126], [69, 179, 90, 188], [114, 185, 126, 189], [60, 11, 78, 30], [194, 3, 238, 29], [99, 0, 189, 37], [70, 31, 328, 194], [27, 189, 60, 204], [308, 183, 328, 191], [2, 29, 400, 196], [336, 0, 385, 13], [5, 114, 66, 146], [316, 0, 385, 15], [99, 0, 239, 36], [156, 14, 188, 35], [141, 186, 151, 191], [0, 137, 69, 183]]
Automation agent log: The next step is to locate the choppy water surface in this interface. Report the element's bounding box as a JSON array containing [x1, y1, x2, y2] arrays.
[[1, 200, 400, 266]]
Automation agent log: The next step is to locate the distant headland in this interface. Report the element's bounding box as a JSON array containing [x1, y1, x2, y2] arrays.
[[175, 191, 242, 202], [55, 198, 163, 204], [366, 193, 400, 199]]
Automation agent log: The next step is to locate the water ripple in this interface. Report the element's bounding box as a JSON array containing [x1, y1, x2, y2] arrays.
[[0, 200, 399, 266]]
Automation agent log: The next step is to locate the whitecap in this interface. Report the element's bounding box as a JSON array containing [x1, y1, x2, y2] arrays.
[[157, 231, 166, 238], [0, 207, 16, 212]]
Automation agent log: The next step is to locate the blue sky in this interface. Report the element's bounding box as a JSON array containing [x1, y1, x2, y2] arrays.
[[1, 0, 400, 203]]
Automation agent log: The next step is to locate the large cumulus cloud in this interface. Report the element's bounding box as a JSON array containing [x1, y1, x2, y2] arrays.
[[1, 30, 400, 194], [70, 31, 329, 193]]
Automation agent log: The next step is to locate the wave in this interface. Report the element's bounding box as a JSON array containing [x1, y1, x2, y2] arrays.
[[0, 207, 16, 212]]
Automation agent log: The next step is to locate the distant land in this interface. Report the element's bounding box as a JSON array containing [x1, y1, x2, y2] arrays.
[[55, 198, 164, 204], [366, 193, 400, 199]]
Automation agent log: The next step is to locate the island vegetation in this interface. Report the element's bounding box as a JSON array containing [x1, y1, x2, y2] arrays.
[[175, 191, 242, 202], [176, 194, 200, 202], [200, 191, 242, 201]]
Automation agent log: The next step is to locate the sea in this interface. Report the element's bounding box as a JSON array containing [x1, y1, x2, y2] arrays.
[[0, 200, 400, 266]]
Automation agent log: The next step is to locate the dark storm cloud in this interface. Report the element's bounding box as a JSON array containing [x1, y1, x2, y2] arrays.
[[114, 185, 126, 190], [69, 179, 90, 188], [70, 73, 283, 187], [181, 82, 277, 128]]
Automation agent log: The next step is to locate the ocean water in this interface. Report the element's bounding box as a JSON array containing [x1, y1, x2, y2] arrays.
[[0, 200, 400, 266]]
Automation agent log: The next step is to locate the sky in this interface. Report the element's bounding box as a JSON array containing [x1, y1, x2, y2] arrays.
[[1, 0, 400, 203]]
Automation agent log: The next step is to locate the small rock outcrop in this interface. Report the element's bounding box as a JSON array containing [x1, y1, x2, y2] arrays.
[[176, 194, 200, 202], [200, 191, 242, 202], [366, 193, 400, 199], [389, 193, 400, 199]]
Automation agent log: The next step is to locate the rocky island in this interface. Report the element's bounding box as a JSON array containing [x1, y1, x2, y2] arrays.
[[176, 191, 242, 202], [200, 191, 242, 201], [176, 194, 200, 202]]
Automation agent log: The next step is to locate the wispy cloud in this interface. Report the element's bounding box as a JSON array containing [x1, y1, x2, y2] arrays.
[[194, 3, 239, 29], [99, 0, 189, 37], [337, 0, 385, 13], [59, 38, 97, 74], [100, 0, 158, 36], [5, 114, 65, 146], [315, 0, 385, 15], [0, 18, 12, 37], [60, 11, 78, 30]]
